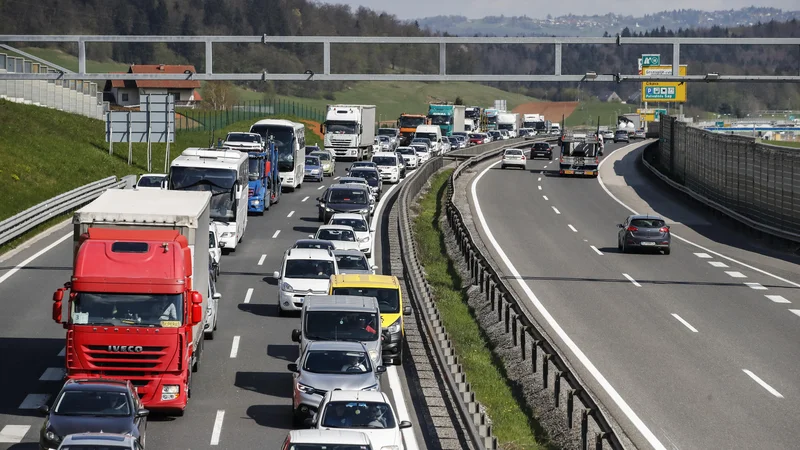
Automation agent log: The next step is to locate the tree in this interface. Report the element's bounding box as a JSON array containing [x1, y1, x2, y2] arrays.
[[454, 96, 464, 105], [202, 81, 238, 110]]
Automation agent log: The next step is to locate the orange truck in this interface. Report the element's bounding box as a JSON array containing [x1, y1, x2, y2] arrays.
[[397, 113, 429, 146]]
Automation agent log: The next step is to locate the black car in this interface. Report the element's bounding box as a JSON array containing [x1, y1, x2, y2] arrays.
[[39, 379, 148, 450], [349, 167, 383, 200], [617, 215, 671, 255], [613, 130, 629, 143], [530, 142, 552, 159], [317, 184, 372, 223]]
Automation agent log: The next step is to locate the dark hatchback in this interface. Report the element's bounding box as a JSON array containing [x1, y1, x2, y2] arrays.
[[39, 379, 148, 450], [617, 215, 671, 254], [531, 142, 553, 159], [348, 167, 383, 200], [317, 184, 372, 223]]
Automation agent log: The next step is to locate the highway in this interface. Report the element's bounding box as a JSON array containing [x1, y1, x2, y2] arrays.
[[466, 140, 800, 449], [0, 162, 427, 449]]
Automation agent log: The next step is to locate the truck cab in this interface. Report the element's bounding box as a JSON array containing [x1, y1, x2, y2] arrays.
[[413, 125, 443, 156]]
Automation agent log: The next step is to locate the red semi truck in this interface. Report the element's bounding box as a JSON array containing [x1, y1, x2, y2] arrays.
[[51, 189, 213, 415]]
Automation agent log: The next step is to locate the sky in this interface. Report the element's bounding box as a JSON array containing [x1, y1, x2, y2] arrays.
[[311, 1, 796, 20]]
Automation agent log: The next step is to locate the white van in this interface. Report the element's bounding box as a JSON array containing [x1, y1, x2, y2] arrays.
[[414, 125, 444, 156]]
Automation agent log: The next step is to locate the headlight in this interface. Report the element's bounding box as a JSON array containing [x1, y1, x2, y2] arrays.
[[162, 384, 180, 401], [368, 349, 378, 363], [387, 318, 401, 334], [325, 207, 333, 212], [281, 282, 294, 292], [221, 232, 234, 238], [297, 383, 316, 394], [251, 200, 260, 205], [359, 237, 370, 243], [311, 169, 320, 174], [362, 383, 379, 391], [45, 430, 62, 443]]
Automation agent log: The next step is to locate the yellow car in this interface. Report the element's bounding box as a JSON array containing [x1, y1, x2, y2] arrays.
[[329, 274, 411, 365]]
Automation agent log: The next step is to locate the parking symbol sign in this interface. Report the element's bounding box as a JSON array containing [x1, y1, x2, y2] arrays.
[[667, 87, 675, 95]]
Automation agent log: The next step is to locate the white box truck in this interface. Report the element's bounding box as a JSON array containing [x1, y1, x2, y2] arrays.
[[497, 112, 522, 138], [322, 104, 377, 160]]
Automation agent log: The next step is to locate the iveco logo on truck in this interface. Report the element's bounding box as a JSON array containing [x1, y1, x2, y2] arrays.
[[108, 345, 143, 353]]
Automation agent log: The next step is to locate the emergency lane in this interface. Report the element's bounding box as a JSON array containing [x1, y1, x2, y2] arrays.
[[468, 141, 800, 449]]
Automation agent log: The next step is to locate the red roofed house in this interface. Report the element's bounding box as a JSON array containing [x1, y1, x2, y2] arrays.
[[104, 64, 202, 108]]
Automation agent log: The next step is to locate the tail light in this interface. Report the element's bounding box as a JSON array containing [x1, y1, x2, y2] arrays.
[[626, 226, 638, 232], [521, 155, 526, 160], [559, 156, 564, 163], [659, 227, 669, 233]]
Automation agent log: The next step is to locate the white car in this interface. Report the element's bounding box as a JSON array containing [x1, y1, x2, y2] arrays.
[[371, 152, 402, 184], [282, 430, 373, 449], [603, 131, 615, 140], [500, 130, 511, 140], [500, 148, 527, 170], [410, 145, 430, 164], [135, 173, 166, 190], [396, 147, 419, 169], [328, 213, 372, 257], [311, 225, 362, 252], [312, 390, 412, 449], [273, 248, 339, 314], [209, 222, 223, 280]]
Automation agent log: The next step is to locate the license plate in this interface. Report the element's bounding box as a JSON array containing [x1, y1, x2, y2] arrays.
[[641, 242, 656, 246]]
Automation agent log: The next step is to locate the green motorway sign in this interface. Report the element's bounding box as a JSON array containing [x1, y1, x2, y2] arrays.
[[716, 121, 724, 127], [653, 109, 667, 120], [641, 54, 661, 66]]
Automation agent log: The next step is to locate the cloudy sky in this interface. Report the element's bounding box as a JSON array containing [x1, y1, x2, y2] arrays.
[[311, 1, 795, 20]]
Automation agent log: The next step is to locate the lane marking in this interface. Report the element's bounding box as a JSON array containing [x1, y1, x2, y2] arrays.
[[538, 177, 542, 181], [551, 206, 561, 214], [590, 245, 604, 256], [708, 261, 728, 268], [58, 347, 65, 357], [39, 367, 65, 381], [387, 367, 420, 450], [725, 271, 747, 279], [744, 282, 767, 290], [472, 160, 667, 450], [317, 185, 325, 190], [230, 336, 240, 358], [538, 185, 542, 190], [789, 309, 800, 318], [287, 210, 295, 218], [257, 254, 266, 266], [19, 393, 49, 409], [543, 195, 548, 201], [568, 224, 578, 232], [334, 176, 341, 180], [302, 196, 310, 202], [272, 230, 281, 239], [544, 165, 548, 168], [210, 410, 225, 445], [368, 183, 400, 261], [244, 288, 254, 304], [0, 425, 30, 444], [623, 273, 641, 287], [765, 295, 790, 304], [694, 253, 712, 259], [671, 314, 699, 333], [0, 232, 72, 285], [742, 369, 783, 398], [597, 145, 800, 290]]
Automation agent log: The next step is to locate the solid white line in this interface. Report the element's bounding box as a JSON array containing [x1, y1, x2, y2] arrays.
[[708, 261, 728, 268], [302, 196, 310, 202], [272, 230, 281, 239], [58, 347, 65, 357], [368, 183, 400, 261], [257, 254, 266, 266], [0, 232, 72, 285], [694, 252, 712, 259], [287, 210, 295, 218], [671, 314, 699, 333], [244, 288, 254, 304], [568, 224, 578, 232], [543, 195, 548, 201], [551, 206, 560, 214], [317, 185, 325, 190], [744, 282, 767, 290], [590, 245, 603, 256], [229, 336, 240, 358], [0, 425, 30, 444], [765, 295, 790, 304], [789, 309, 800, 318], [623, 273, 641, 287], [210, 410, 225, 445], [471, 160, 667, 450], [538, 185, 542, 190], [39, 367, 65, 381], [725, 271, 747, 278], [18, 393, 49, 409], [387, 367, 419, 450], [742, 369, 783, 398], [597, 145, 800, 290]]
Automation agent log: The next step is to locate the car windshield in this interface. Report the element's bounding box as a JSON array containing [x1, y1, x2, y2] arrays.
[[336, 254, 370, 272], [415, 134, 436, 142], [294, 241, 334, 250], [411, 146, 428, 153], [54, 390, 131, 417], [305, 311, 380, 341], [331, 218, 368, 232], [60, 446, 132, 450], [304, 350, 372, 374], [534, 143, 549, 149], [137, 176, 162, 188], [318, 228, 356, 242], [351, 170, 379, 182], [331, 287, 400, 314], [630, 218, 666, 228], [321, 401, 396, 429], [469, 134, 482, 139], [306, 157, 320, 166], [284, 259, 336, 279], [226, 133, 260, 143], [329, 189, 368, 204], [616, 131, 627, 136], [372, 156, 396, 166], [378, 136, 390, 142], [71, 293, 183, 327], [311, 152, 330, 161], [397, 148, 415, 155]]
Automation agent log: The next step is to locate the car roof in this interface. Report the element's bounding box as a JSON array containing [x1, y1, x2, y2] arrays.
[[63, 379, 131, 392], [330, 213, 367, 221], [319, 224, 355, 232], [629, 214, 665, 221], [332, 249, 368, 258], [304, 295, 379, 311], [330, 274, 399, 288], [373, 152, 397, 157], [307, 340, 368, 352], [327, 389, 388, 403], [287, 429, 371, 445], [285, 248, 335, 260], [339, 177, 366, 183], [139, 173, 165, 178], [60, 433, 137, 446], [328, 183, 370, 192], [504, 148, 524, 152], [294, 239, 335, 247]]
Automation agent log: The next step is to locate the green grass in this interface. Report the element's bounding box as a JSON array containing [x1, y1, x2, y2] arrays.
[[565, 100, 638, 128], [12, 47, 130, 73], [414, 169, 544, 450], [764, 140, 800, 148]]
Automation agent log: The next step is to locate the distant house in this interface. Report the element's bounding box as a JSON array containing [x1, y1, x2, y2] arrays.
[[599, 91, 622, 103], [627, 91, 641, 103], [104, 64, 202, 108]]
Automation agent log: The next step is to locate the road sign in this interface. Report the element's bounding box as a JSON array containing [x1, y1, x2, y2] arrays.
[[641, 54, 660, 66], [641, 65, 688, 103], [716, 121, 724, 127], [637, 108, 668, 121], [790, 115, 796, 121], [637, 58, 643, 75], [104, 94, 176, 172]]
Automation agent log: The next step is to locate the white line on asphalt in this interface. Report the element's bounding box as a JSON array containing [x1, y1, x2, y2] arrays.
[[230, 336, 240, 358], [0, 425, 30, 444], [790, 309, 800, 318], [302, 196, 309, 202], [0, 232, 72, 285], [58, 347, 65, 357], [744, 282, 767, 290], [694, 252, 712, 259], [272, 230, 281, 239], [544, 165, 548, 168], [287, 210, 295, 218], [766, 295, 790, 304], [18, 393, 49, 409], [368, 184, 400, 262], [725, 271, 747, 278], [39, 367, 65, 381], [590, 245, 603, 256], [387, 367, 419, 450], [210, 410, 225, 445], [543, 195, 548, 201], [471, 160, 668, 450], [623, 273, 641, 287], [317, 185, 325, 190], [597, 145, 800, 290], [257, 254, 266, 266], [540, 170, 544, 174], [568, 224, 578, 232], [742, 369, 783, 398], [538, 185, 542, 190], [671, 314, 699, 333], [708, 261, 728, 268], [538, 177, 542, 181], [552, 206, 560, 214], [334, 176, 341, 180], [244, 288, 254, 304]]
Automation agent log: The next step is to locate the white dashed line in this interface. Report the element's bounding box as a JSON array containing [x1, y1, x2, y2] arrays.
[[244, 288, 254, 304], [58, 347, 65, 357], [694, 252, 712, 259], [272, 230, 281, 239], [708, 261, 728, 268], [544, 165, 548, 168], [543, 195, 548, 201], [230, 336, 240, 358], [210, 410, 225, 445], [568, 224, 578, 232], [39, 367, 65, 381], [0, 425, 30, 444], [538, 177, 542, 181], [551, 206, 560, 214], [257, 254, 266, 266], [538, 185, 542, 190], [671, 314, 699, 333], [789, 309, 800, 318], [744, 282, 767, 290], [765, 295, 790, 304], [334, 176, 341, 180], [302, 196, 309, 202], [725, 271, 747, 278], [622, 273, 641, 287], [742, 370, 783, 398], [287, 210, 295, 218], [590, 245, 604, 256], [18, 393, 49, 409], [0, 232, 72, 284], [317, 185, 325, 190]]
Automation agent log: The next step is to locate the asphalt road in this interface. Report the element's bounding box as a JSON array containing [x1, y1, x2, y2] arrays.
[[0, 159, 428, 449], [468, 141, 800, 450]]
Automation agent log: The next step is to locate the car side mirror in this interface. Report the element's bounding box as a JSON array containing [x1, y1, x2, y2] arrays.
[[303, 417, 315, 427], [316, 197, 321, 202], [273, 271, 280, 280], [287, 363, 299, 372], [291, 329, 302, 343], [213, 293, 222, 300], [399, 420, 413, 429], [371, 265, 378, 271], [616, 224, 623, 228], [308, 234, 314, 239], [218, 242, 224, 248], [136, 408, 149, 418], [38, 405, 50, 415], [403, 305, 412, 316], [376, 365, 387, 374]]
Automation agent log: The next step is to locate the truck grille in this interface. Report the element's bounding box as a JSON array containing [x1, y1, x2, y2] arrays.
[[329, 138, 353, 146], [83, 345, 168, 370]]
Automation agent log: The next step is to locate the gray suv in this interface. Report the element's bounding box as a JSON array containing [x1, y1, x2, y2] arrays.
[[317, 184, 372, 223]]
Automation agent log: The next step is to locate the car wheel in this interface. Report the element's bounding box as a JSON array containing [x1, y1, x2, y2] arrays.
[[621, 240, 627, 253], [501, 165, 506, 169], [617, 237, 622, 251], [663, 247, 671, 255]]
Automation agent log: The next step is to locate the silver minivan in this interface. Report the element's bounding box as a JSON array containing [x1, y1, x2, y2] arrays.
[[291, 295, 383, 366]]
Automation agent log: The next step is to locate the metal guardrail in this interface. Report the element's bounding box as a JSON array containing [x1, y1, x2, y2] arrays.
[[0, 175, 135, 247]]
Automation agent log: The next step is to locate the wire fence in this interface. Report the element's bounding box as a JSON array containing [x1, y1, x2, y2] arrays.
[[175, 99, 325, 132]]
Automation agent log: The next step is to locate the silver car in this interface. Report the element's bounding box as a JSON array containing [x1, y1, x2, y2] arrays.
[[617, 214, 671, 255], [334, 249, 377, 275], [289, 340, 385, 425]]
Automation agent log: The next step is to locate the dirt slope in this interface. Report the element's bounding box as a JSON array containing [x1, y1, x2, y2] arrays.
[[512, 102, 579, 123]]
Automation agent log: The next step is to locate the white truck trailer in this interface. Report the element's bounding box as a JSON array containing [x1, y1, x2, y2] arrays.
[[322, 104, 377, 160]]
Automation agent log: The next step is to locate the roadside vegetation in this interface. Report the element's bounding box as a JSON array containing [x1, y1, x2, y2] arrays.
[[413, 169, 544, 450], [764, 140, 800, 149]]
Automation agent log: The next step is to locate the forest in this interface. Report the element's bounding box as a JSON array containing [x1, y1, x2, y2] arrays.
[[1, 0, 798, 116]]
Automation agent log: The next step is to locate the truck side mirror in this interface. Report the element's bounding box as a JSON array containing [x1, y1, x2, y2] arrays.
[[52, 288, 65, 323], [291, 329, 302, 343], [190, 290, 203, 304], [191, 304, 203, 326]]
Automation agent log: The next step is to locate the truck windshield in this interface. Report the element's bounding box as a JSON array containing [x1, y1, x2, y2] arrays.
[[534, 122, 547, 131], [331, 287, 400, 314], [248, 158, 264, 180], [226, 133, 260, 143], [305, 311, 379, 341], [249, 125, 296, 172], [326, 121, 357, 134], [169, 167, 237, 222], [429, 115, 451, 125], [465, 109, 480, 119], [71, 293, 184, 327], [399, 116, 426, 128], [487, 116, 497, 124], [498, 124, 513, 131]]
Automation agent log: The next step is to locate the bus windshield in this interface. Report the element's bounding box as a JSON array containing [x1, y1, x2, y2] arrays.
[[249, 125, 296, 172], [169, 167, 238, 222]]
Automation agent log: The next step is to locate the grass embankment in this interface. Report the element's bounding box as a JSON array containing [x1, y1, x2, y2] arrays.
[[765, 140, 800, 148], [565, 100, 637, 128], [414, 169, 542, 450]]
